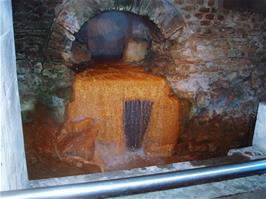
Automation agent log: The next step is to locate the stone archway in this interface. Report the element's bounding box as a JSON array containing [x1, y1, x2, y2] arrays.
[[46, 0, 185, 64], [41, 0, 186, 125]]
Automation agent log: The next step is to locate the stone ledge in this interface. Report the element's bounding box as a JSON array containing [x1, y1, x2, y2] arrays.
[[30, 153, 265, 188], [228, 146, 266, 159]]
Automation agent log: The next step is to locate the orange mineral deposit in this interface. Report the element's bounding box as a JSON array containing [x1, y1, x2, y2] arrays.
[[65, 64, 182, 163]]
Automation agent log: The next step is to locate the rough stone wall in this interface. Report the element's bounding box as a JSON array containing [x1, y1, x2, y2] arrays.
[[13, 0, 266, 158], [12, 0, 65, 110], [150, 0, 266, 157]]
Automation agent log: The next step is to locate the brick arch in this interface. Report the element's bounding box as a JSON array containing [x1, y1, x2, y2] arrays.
[[46, 0, 185, 64]]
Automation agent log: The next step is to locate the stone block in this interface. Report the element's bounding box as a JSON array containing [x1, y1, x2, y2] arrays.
[[228, 48, 243, 58], [63, 118, 95, 134], [199, 7, 210, 13], [20, 96, 36, 112], [33, 62, 43, 73], [183, 5, 194, 11], [205, 14, 214, 20], [253, 102, 266, 153], [123, 39, 148, 62], [195, 13, 204, 19], [51, 96, 65, 123]]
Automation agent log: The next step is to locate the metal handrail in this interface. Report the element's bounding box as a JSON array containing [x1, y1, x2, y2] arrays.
[[1, 159, 266, 199]]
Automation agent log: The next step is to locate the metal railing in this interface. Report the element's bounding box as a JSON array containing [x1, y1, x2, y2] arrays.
[[1, 159, 266, 199]]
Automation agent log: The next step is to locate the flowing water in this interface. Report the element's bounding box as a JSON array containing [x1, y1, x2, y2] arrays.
[[23, 63, 184, 179]]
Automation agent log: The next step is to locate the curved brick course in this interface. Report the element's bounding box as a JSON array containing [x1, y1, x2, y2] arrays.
[[47, 0, 185, 63]]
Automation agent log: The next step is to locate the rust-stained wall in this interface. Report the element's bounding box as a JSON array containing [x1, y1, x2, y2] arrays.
[[67, 65, 181, 158], [13, 0, 266, 159]]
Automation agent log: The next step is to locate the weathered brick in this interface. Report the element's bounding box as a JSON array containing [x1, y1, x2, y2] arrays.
[[183, 5, 194, 11], [195, 13, 204, 19], [205, 14, 214, 20], [200, 20, 211, 26], [199, 7, 210, 13]]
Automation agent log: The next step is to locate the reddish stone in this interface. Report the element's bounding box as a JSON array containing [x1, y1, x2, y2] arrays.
[[195, 13, 204, 19], [205, 14, 214, 20]]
